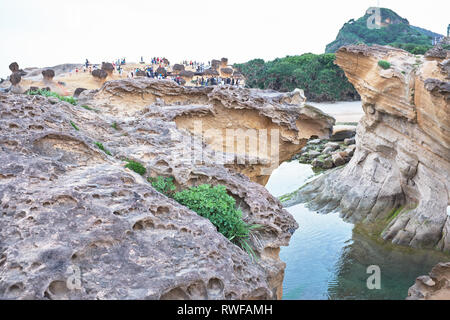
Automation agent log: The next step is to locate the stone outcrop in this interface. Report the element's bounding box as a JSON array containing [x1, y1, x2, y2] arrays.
[[80, 79, 334, 185], [92, 69, 108, 80], [101, 62, 114, 76], [0, 79, 334, 300], [408, 262, 450, 300], [172, 64, 185, 73], [211, 60, 220, 70], [9, 62, 19, 73], [283, 45, 450, 252], [41, 69, 55, 81]]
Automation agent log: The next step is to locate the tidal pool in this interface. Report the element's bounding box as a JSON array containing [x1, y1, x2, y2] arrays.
[[265, 161, 449, 300]]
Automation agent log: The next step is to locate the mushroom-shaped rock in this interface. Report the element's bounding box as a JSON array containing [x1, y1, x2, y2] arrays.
[[179, 70, 194, 78], [172, 64, 185, 73], [156, 67, 167, 77], [232, 71, 243, 78], [92, 69, 108, 79], [221, 58, 228, 67], [42, 69, 55, 81], [10, 72, 21, 85], [425, 45, 449, 60], [101, 62, 114, 75], [220, 67, 233, 76], [9, 62, 19, 73], [204, 68, 219, 76], [74, 88, 87, 98], [211, 59, 220, 70]]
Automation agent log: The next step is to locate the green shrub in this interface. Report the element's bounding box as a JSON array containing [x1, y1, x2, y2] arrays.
[[70, 121, 79, 131], [173, 184, 260, 258], [81, 105, 93, 111], [378, 60, 391, 70], [27, 89, 77, 105], [94, 142, 111, 156], [125, 159, 146, 175], [111, 122, 119, 130], [148, 176, 176, 196]]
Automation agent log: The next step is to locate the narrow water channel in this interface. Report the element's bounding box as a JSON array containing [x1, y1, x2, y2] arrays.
[[265, 161, 449, 300]]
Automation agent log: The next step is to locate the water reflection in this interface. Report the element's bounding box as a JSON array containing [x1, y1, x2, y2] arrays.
[[266, 161, 449, 300]]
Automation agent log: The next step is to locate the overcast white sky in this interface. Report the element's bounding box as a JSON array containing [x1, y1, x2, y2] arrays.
[[0, 0, 448, 77]]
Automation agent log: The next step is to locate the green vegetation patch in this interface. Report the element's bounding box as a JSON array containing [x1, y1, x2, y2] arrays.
[[27, 89, 77, 105], [111, 122, 119, 130], [173, 184, 260, 258], [125, 159, 146, 175], [94, 142, 112, 156], [378, 60, 391, 70], [148, 176, 176, 196], [70, 121, 79, 131], [234, 53, 359, 101]]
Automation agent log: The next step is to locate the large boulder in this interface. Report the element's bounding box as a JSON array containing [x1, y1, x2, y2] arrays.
[[92, 69, 108, 79]]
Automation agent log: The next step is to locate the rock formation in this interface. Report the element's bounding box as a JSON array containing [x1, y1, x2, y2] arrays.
[[172, 64, 185, 73], [92, 69, 108, 80], [80, 79, 334, 184], [41, 69, 55, 81], [211, 60, 220, 70], [73, 88, 87, 98], [9, 62, 19, 73], [221, 58, 228, 68], [101, 62, 114, 76], [408, 262, 450, 300], [284, 45, 450, 252], [220, 68, 233, 76], [0, 79, 334, 300]]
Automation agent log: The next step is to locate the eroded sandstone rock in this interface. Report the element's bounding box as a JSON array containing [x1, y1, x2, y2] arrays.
[[408, 262, 450, 300], [284, 45, 450, 252], [78, 78, 334, 185], [0, 90, 301, 300]]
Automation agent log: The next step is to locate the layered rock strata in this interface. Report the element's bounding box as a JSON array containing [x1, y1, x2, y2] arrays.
[[283, 45, 450, 252]]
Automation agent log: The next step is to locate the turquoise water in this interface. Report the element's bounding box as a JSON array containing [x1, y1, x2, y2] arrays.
[[265, 162, 449, 300]]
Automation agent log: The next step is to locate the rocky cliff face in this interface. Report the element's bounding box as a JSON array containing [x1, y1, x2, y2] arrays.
[[0, 80, 332, 299], [284, 45, 450, 252]]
